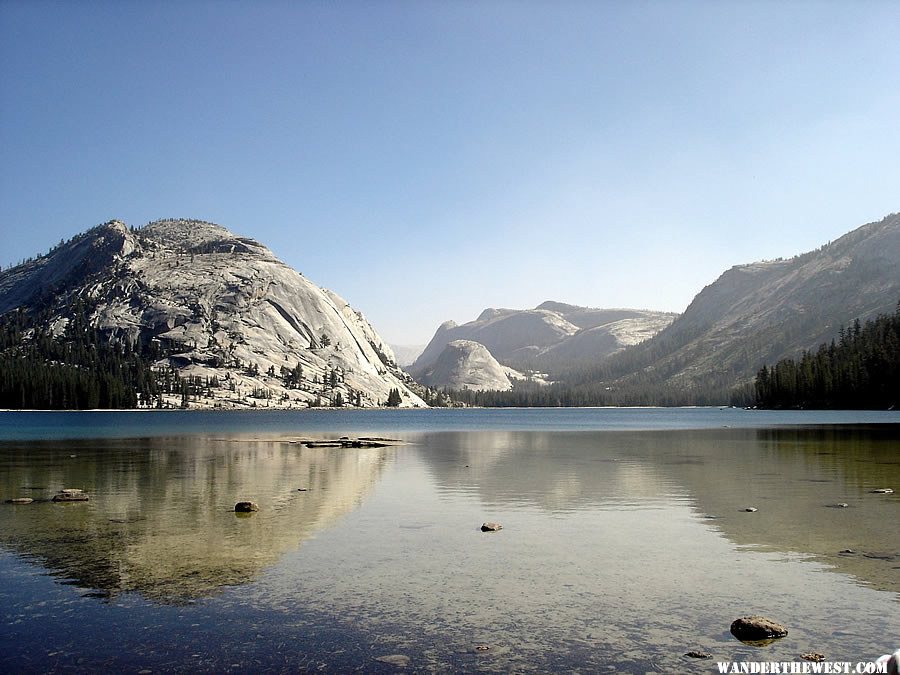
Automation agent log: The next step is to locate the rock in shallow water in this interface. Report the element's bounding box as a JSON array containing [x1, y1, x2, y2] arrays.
[[374, 654, 410, 668], [730, 616, 788, 642], [481, 522, 503, 532], [234, 501, 259, 512], [52, 489, 89, 502], [684, 650, 713, 659], [5, 497, 34, 504]]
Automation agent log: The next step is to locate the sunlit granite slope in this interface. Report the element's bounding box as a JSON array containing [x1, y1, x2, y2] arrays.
[[415, 340, 520, 392], [0, 219, 424, 407], [573, 212, 900, 398]]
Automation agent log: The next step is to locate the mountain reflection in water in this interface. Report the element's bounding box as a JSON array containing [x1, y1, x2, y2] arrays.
[[0, 437, 392, 603], [417, 427, 900, 594]]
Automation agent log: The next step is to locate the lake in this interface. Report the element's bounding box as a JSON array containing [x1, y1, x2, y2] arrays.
[[1, 408, 898, 673]]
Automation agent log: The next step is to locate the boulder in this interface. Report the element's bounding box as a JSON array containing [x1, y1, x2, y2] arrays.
[[234, 501, 259, 513], [730, 616, 788, 642], [481, 522, 503, 532]]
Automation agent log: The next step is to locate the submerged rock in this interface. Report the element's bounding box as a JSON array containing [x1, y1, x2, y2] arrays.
[[234, 501, 259, 513], [871, 488, 894, 494], [52, 489, 89, 502], [5, 497, 34, 504], [801, 653, 826, 662], [684, 650, 713, 659], [374, 654, 410, 668], [742, 507, 758, 512], [730, 616, 788, 642], [481, 522, 503, 532], [861, 551, 897, 561]]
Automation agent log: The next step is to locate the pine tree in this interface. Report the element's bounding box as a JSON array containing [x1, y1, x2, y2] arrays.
[[386, 387, 402, 407]]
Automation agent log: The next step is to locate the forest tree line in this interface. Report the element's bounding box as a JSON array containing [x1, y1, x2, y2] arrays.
[[0, 301, 162, 409], [753, 304, 900, 409]]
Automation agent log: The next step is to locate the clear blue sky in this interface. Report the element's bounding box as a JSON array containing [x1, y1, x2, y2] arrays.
[[2, 1, 898, 345]]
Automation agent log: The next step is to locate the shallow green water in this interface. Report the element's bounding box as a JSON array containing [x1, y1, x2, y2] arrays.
[[0, 410, 898, 672]]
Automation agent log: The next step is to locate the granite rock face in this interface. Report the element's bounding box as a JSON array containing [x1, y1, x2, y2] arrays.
[[416, 340, 519, 392], [592, 212, 900, 397], [0, 219, 425, 408]]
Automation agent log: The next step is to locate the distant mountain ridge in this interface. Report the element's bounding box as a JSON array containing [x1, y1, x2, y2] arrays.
[[566, 211, 900, 403], [408, 301, 676, 385], [0, 219, 425, 408]]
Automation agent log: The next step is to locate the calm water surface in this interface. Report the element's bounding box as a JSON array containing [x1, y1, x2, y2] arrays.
[[0, 408, 898, 673]]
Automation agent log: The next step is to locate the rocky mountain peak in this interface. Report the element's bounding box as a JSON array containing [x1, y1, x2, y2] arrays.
[[135, 219, 275, 260], [416, 339, 518, 392], [475, 307, 513, 322], [0, 218, 425, 408], [535, 300, 580, 313]]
